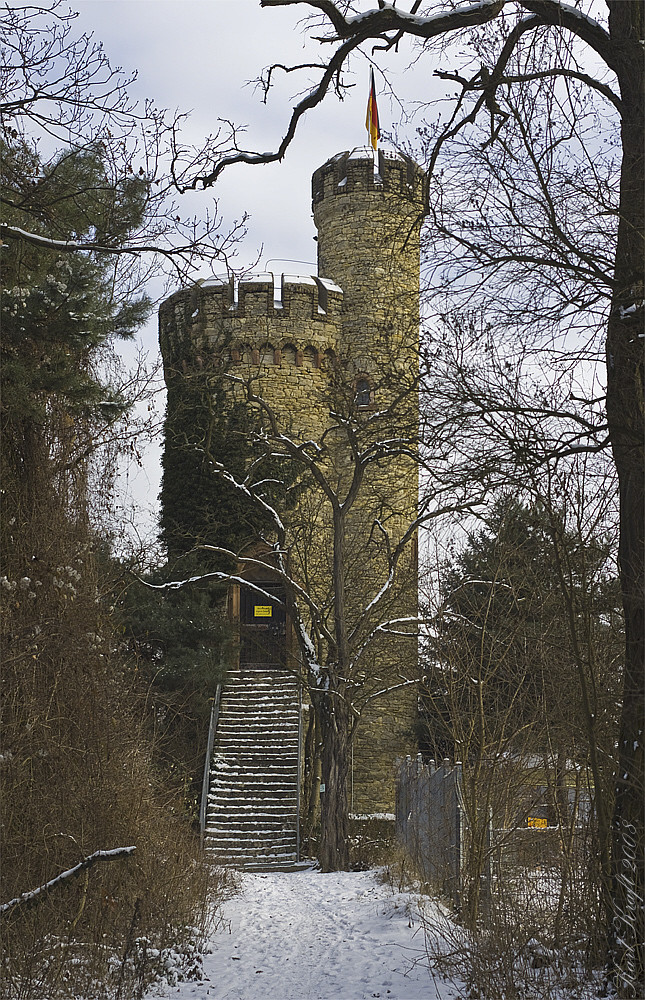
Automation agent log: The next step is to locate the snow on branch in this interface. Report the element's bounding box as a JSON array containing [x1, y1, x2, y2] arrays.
[[139, 569, 284, 606], [359, 677, 420, 711], [173, 0, 619, 193], [0, 846, 136, 917], [351, 494, 483, 644], [0, 223, 222, 270], [209, 459, 287, 535]]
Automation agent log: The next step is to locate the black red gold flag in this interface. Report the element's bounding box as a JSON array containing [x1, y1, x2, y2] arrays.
[[365, 68, 380, 151]]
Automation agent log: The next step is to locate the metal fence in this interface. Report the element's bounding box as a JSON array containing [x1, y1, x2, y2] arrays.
[[396, 756, 593, 915], [395, 755, 464, 907]]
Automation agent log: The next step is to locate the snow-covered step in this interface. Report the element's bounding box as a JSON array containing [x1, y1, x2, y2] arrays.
[[218, 725, 295, 732], [208, 799, 293, 819], [206, 814, 297, 827], [206, 839, 298, 854], [212, 758, 299, 765], [206, 839, 299, 856], [206, 831, 297, 842], [206, 821, 297, 833], [206, 831, 297, 844], [210, 793, 296, 800], [209, 783, 298, 794], [212, 759, 299, 768]]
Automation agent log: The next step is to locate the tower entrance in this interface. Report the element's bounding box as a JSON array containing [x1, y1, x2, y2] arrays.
[[239, 583, 286, 667]]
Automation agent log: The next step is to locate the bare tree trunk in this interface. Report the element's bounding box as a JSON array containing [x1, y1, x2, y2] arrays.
[[606, 4, 644, 993], [315, 687, 350, 872]]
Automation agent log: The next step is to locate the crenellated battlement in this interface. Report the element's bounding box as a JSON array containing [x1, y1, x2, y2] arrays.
[[312, 147, 426, 207], [160, 272, 342, 325], [159, 272, 343, 369]]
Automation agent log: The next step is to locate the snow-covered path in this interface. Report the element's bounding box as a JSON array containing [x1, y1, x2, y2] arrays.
[[154, 868, 458, 1000]]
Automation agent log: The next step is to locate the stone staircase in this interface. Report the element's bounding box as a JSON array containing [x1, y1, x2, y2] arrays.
[[204, 663, 301, 869]]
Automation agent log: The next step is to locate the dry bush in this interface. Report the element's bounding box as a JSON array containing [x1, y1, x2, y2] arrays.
[[393, 756, 606, 996], [0, 482, 223, 998], [378, 845, 432, 897], [421, 875, 606, 1000], [409, 808, 607, 1000], [348, 817, 396, 871]]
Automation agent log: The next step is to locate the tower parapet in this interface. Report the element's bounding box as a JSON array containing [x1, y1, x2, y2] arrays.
[[159, 272, 343, 442], [159, 272, 343, 369], [312, 147, 426, 205]]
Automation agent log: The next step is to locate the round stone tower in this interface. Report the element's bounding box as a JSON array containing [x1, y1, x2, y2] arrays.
[[311, 150, 425, 815]]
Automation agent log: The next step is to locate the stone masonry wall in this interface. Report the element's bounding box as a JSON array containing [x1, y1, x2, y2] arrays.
[[159, 273, 343, 442]]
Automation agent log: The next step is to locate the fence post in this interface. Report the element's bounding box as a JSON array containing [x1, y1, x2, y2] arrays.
[[297, 682, 302, 863], [404, 755, 412, 857], [394, 754, 472, 916]]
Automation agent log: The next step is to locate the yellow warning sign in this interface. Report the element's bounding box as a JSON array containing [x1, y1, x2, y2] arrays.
[[253, 605, 273, 618], [528, 817, 547, 829]]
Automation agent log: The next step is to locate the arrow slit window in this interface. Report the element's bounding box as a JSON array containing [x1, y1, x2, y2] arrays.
[[355, 377, 372, 408]]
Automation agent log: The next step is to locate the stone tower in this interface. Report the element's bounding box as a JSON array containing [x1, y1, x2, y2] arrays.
[[159, 148, 425, 859], [311, 149, 425, 814]]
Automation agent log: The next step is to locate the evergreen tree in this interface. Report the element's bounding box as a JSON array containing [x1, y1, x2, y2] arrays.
[[1, 138, 150, 513], [159, 360, 257, 567], [421, 496, 621, 763], [118, 570, 230, 815], [0, 138, 216, 992]]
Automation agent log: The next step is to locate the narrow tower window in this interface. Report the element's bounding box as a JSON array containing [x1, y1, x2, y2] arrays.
[[355, 378, 372, 408]]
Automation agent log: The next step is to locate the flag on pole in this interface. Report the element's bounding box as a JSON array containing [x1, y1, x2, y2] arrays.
[[365, 68, 380, 150]]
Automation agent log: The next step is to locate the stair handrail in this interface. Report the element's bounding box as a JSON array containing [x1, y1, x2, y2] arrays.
[[200, 683, 222, 850], [297, 681, 302, 863]]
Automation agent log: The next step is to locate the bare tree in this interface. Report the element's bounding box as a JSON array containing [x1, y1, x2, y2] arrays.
[[0, 2, 245, 280], [146, 366, 482, 871], [422, 469, 621, 941], [180, 3, 642, 986], [418, 308, 627, 977]]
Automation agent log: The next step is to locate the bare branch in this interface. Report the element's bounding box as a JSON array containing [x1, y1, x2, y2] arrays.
[[0, 847, 136, 917]]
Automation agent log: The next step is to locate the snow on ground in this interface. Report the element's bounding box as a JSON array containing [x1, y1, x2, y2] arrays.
[[149, 867, 461, 1000]]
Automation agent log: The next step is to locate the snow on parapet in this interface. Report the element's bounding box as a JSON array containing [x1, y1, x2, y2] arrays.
[[243, 271, 274, 284], [317, 277, 342, 294], [160, 272, 343, 323], [347, 146, 378, 160], [281, 272, 316, 286], [347, 146, 412, 163], [312, 148, 426, 205], [198, 275, 230, 289]]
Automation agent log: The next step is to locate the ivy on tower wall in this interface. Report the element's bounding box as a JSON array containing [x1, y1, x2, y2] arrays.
[[159, 303, 260, 570]]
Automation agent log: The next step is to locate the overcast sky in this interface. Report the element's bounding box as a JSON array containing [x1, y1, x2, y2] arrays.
[[75, 0, 438, 280], [70, 0, 444, 546]]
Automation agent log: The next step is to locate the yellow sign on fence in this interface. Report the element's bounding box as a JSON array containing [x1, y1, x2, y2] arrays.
[[528, 817, 547, 829], [253, 606, 273, 618]]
